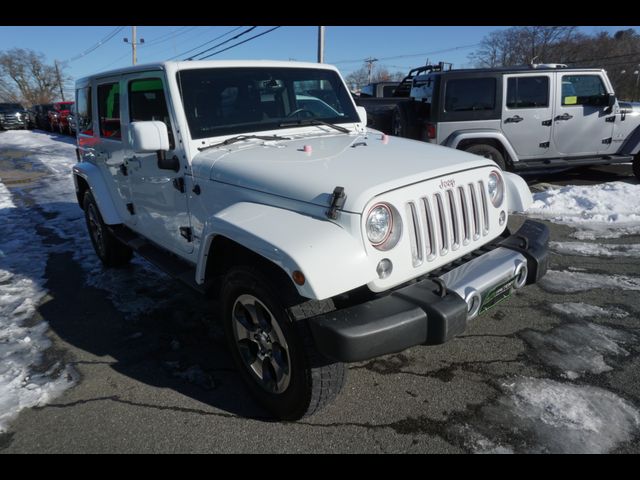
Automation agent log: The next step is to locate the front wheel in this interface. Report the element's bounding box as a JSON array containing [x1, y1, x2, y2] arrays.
[[463, 143, 507, 171], [633, 153, 640, 182], [221, 266, 346, 420]]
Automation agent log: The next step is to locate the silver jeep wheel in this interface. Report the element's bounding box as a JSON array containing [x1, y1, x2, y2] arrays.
[[231, 294, 291, 394], [87, 202, 106, 258]]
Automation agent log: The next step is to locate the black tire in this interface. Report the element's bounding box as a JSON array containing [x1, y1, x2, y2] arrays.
[[221, 266, 346, 420], [83, 191, 133, 267], [633, 153, 640, 182], [463, 143, 507, 171], [391, 102, 419, 140]]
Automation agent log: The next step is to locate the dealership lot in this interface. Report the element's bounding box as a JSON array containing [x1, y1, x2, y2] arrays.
[[0, 130, 639, 453]]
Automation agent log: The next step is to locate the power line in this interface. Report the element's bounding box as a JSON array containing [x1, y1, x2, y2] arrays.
[[67, 26, 125, 62], [168, 26, 244, 60], [331, 43, 481, 65], [198, 26, 282, 60], [187, 26, 257, 60], [143, 26, 195, 46]]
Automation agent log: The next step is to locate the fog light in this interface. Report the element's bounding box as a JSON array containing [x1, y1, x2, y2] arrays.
[[376, 259, 393, 279], [499, 210, 506, 226]]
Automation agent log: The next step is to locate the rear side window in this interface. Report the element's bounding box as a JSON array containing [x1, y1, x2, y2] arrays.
[[561, 75, 606, 106], [507, 76, 549, 108], [445, 78, 496, 112], [97, 82, 121, 139], [128, 77, 174, 148], [75, 87, 93, 135]]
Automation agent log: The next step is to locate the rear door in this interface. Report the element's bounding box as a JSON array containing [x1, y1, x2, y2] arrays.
[[93, 76, 135, 224], [553, 73, 615, 156], [122, 72, 193, 255], [501, 73, 555, 159]]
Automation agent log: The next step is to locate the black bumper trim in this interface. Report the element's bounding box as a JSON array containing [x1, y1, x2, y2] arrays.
[[308, 220, 550, 363]]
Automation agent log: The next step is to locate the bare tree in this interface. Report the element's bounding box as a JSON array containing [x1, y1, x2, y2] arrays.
[[345, 63, 406, 91], [0, 49, 71, 105]]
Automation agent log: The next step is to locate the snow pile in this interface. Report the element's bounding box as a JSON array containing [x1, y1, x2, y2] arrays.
[[527, 182, 640, 238], [540, 270, 640, 293], [550, 241, 640, 258], [521, 323, 633, 379], [475, 377, 640, 453], [0, 181, 76, 432]]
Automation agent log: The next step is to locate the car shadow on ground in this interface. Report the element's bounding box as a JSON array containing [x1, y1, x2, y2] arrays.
[[1, 201, 271, 421]]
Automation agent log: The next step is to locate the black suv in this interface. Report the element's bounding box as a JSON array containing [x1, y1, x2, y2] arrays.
[[0, 103, 29, 130]]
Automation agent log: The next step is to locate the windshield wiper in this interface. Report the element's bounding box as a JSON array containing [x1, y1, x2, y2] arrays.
[[278, 118, 351, 134], [198, 134, 291, 152]]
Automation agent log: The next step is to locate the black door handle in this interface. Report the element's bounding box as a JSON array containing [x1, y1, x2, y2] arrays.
[[505, 115, 524, 123], [555, 113, 573, 121]]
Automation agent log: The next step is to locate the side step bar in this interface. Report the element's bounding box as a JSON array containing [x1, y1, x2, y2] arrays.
[[109, 225, 208, 295], [513, 154, 634, 171]]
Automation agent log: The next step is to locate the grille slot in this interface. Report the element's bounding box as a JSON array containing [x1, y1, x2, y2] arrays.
[[407, 180, 491, 268]]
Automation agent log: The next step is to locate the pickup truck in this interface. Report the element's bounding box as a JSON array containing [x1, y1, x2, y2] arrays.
[[72, 60, 549, 420], [48, 101, 75, 134], [356, 63, 640, 180]]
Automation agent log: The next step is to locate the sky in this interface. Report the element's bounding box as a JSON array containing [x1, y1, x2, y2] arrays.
[[1, 25, 639, 94]]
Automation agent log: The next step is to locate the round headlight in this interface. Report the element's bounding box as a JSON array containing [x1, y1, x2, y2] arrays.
[[487, 170, 504, 207], [366, 204, 392, 246]]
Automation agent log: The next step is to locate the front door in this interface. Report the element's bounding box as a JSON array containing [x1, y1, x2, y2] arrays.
[[553, 73, 616, 156], [502, 73, 555, 159], [122, 73, 193, 255]]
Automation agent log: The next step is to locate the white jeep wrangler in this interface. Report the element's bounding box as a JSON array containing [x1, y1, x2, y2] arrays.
[[72, 61, 549, 420]]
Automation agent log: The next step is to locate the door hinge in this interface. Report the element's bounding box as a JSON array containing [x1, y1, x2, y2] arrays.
[[126, 203, 135, 215], [539, 141, 550, 148], [541, 119, 552, 126], [179, 227, 193, 242], [173, 177, 185, 193], [602, 137, 612, 145], [605, 116, 616, 123]]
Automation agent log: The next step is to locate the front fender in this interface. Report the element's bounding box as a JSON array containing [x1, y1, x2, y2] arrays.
[[72, 162, 122, 225], [504, 171, 532, 213], [444, 129, 520, 164], [196, 202, 373, 300]]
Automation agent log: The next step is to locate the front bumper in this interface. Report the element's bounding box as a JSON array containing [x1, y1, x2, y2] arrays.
[[308, 220, 549, 362]]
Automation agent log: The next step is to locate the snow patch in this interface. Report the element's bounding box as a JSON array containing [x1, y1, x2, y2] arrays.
[[475, 377, 640, 453], [521, 322, 634, 378], [550, 241, 640, 257], [539, 270, 640, 293], [550, 302, 629, 319]]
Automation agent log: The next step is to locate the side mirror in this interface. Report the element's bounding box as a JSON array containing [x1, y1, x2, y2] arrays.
[[356, 106, 367, 125], [129, 121, 170, 153], [607, 93, 616, 109]]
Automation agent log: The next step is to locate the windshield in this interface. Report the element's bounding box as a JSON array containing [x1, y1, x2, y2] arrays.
[[177, 67, 359, 140], [56, 102, 74, 110], [0, 103, 24, 112]]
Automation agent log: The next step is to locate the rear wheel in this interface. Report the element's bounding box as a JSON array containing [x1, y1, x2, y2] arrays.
[[463, 143, 507, 171], [83, 191, 132, 267], [391, 102, 419, 139], [221, 266, 346, 420], [633, 153, 640, 182]]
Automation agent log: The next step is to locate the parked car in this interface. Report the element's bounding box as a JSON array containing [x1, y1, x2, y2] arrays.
[[73, 60, 549, 420], [31, 103, 54, 130], [0, 102, 29, 130], [48, 101, 75, 134], [67, 104, 77, 136], [358, 81, 400, 98], [357, 63, 640, 180]]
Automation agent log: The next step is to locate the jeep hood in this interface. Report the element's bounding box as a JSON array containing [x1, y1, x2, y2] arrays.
[[196, 133, 494, 213]]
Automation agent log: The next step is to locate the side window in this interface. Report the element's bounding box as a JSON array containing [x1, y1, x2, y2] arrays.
[[445, 78, 496, 112], [75, 86, 93, 135], [128, 77, 174, 149], [561, 75, 606, 106], [506, 76, 549, 109], [97, 82, 121, 139]]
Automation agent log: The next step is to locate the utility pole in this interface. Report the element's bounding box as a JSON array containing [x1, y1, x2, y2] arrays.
[[54, 60, 65, 101], [124, 26, 144, 65], [365, 57, 378, 84], [317, 26, 325, 63]]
